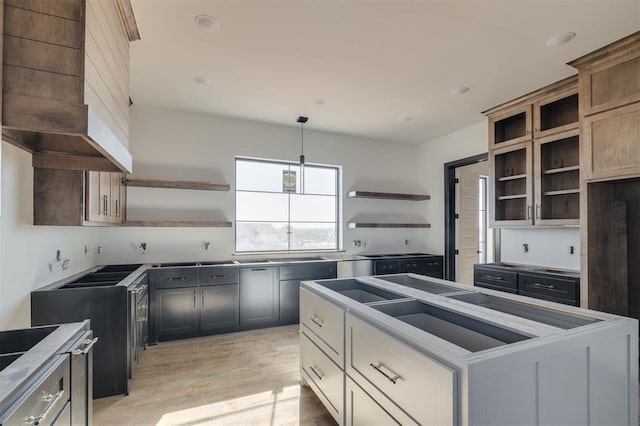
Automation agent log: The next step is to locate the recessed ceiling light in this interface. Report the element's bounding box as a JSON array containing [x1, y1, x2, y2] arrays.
[[400, 116, 413, 122], [194, 14, 220, 32], [193, 76, 212, 85], [546, 32, 576, 47], [312, 98, 326, 106], [450, 87, 470, 96]]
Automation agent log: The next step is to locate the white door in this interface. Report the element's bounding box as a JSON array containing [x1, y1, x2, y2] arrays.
[[455, 161, 489, 284]]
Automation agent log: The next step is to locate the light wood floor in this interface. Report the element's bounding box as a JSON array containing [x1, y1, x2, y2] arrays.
[[93, 325, 336, 426]]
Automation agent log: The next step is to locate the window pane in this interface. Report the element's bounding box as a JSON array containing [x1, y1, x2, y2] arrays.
[[236, 192, 288, 221], [236, 160, 294, 193], [290, 194, 336, 222], [236, 222, 289, 252], [303, 166, 337, 195], [289, 223, 337, 250]]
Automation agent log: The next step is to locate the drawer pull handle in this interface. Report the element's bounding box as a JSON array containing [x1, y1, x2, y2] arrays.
[[138, 316, 148, 322], [483, 274, 503, 280], [211, 274, 228, 279], [73, 337, 98, 356], [370, 362, 401, 384], [531, 282, 555, 289], [24, 390, 65, 425], [169, 277, 186, 281], [309, 365, 324, 380], [310, 317, 324, 328]]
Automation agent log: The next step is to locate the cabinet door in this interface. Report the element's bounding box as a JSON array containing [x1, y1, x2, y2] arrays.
[[85, 171, 103, 222], [489, 141, 533, 226], [488, 103, 533, 149], [111, 173, 123, 223], [240, 267, 278, 326], [374, 260, 399, 275], [345, 376, 417, 426], [582, 102, 640, 181], [201, 284, 239, 332], [533, 129, 580, 225], [100, 172, 112, 221], [533, 86, 579, 139], [155, 287, 199, 341], [422, 257, 444, 279], [279, 279, 300, 323]]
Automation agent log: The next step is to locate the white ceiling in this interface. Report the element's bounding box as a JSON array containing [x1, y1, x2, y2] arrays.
[[129, 0, 640, 144]]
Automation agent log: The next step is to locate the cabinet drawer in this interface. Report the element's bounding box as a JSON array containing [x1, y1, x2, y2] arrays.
[[300, 288, 345, 368], [474, 267, 518, 291], [346, 314, 456, 425], [422, 257, 444, 278], [518, 273, 578, 305], [300, 332, 344, 424], [345, 376, 418, 426], [374, 260, 399, 275], [199, 267, 238, 285], [279, 262, 336, 280], [149, 268, 198, 288], [2, 354, 71, 426]]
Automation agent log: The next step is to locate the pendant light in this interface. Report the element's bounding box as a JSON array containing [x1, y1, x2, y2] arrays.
[[297, 116, 308, 194]]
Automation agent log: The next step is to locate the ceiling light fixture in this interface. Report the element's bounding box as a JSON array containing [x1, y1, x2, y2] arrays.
[[546, 32, 576, 47], [193, 76, 212, 85], [297, 116, 308, 194], [194, 14, 220, 32], [450, 87, 470, 96]]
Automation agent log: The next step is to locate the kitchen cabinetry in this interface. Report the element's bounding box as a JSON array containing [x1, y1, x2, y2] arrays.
[[486, 76, 580, 226], [372, 255, 443, 279], [155, 287, 199, 340], [200, 284, 239, 331], [129, 274, 148, 376], [474, 263, 580, 306], [240, 267, 279, 326], [278, 262, 337, 323], [34, 168, 125, 225]]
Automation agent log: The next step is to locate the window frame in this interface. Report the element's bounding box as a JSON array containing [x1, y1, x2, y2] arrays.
[[234, 156, 341, 254]]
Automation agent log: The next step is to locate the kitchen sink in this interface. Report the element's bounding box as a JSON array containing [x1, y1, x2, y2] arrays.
[[377, 275, 460, 294], [316, 278, 407, 303]]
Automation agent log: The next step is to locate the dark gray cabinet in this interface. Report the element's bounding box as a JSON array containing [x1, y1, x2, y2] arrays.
[[374, 256, 443, 279], [240, 267, 279, 326], [279, 280, 302, 322], [201, 284, 239, 331], [154, 287, 199, 340], [474, 265, 518, 294], [278, 262, 337, 323]]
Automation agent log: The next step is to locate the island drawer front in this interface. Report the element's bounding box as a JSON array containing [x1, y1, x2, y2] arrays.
[[149, 268, 198, 288], [279, 262, 336, 280], [374, 260, 399, 275], [474, 267, 517, 291], [518, 273, 578, 305], [2, 354, 71, 426], [300, 288, 345, 368], [345, 376, 418, 426], [346, 314, 456, 426], [198, 267, 239, 285], [300, 332, 344, 424]]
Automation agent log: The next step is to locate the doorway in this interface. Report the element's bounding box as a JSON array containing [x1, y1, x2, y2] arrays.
[[444, 154, 495, 283]]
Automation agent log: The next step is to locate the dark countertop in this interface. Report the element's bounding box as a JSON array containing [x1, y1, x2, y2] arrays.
[[0, 321, 90, 412]]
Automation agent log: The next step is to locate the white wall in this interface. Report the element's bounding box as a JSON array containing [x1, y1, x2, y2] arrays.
[[418, 120, 580, 270], [96, 106, 430, 264], [0, 144, 100, 330]]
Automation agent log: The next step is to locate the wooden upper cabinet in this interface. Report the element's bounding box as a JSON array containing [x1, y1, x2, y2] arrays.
[[86, 171, 103, 223], [533, 87, 579, 139], [2, 0, 139, 173], [488, 104, 533, 149]]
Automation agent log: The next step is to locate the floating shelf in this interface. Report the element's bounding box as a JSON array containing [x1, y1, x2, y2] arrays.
[[124, 178, 230, 191], [542, 165, 580, 175], [347, 191, 430, 201], [497, 174, 527, 182], [347, 222, 431, 229], [542, 189, 580, 196], [497, 194, 527, 200], [122, 220, 232, 228]]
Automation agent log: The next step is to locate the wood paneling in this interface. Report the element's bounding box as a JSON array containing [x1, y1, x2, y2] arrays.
[[114, 0, 140, 41], [123, 178, 230, 191], [3, 36, 81, 76], [34, 168, 85, 226], [2, 93, 88, 134], [591, 56, 640, 110], [5, 0, 82, 21], [4, 5, 82, 48], [4, 65, 82, 103]]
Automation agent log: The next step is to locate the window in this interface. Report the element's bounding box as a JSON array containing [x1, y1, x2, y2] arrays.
[[235, 158, 339, 252]]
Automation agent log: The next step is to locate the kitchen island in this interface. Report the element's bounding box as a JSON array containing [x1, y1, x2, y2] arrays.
[[300, 273, 637, 425]]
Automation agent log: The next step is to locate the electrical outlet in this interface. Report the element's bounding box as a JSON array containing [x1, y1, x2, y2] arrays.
[[405, 239, 413, 246], [353, 240, 362, 248]]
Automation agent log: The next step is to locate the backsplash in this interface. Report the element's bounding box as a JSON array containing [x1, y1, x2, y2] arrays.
[[499, 227, 580, 271]]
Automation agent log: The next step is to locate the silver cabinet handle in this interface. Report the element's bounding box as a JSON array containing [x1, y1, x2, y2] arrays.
[[370, 362, 401, 384], [201, 290, 205, 308], [73, 337, 98, 356], [310, 317, 324, 328], [309, 365, 324, 380], [535, 204, 541, 220], [526, 204, 531, 220], [168, 277, 186, 281], [251, 268, 267, 271], [23, 390, 65, 425], [211, 274, 228, 279], [482, 274, 503, 281], [138, 316, 148, 322], [532, 282, 555, 289]]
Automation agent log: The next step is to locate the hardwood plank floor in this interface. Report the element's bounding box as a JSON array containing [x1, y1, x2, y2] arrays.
[[93, 325, 337, 425]]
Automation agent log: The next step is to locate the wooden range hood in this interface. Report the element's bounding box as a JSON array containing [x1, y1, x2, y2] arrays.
[[1, 0, 140, 173]]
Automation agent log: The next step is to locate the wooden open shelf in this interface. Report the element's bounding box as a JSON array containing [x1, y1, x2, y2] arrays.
[[542, 189, 580, 196], [122, 220, 232, 228], [497, 174, 527, 182], [542, 165, 580, 175], [347, 222, 431, 229], [124, 178, 230, 191], [347, 191, 430, 201], [498, 194, 527, 200]]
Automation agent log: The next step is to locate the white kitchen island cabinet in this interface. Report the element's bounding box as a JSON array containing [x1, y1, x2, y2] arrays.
[[300, 274, 638, 426]]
